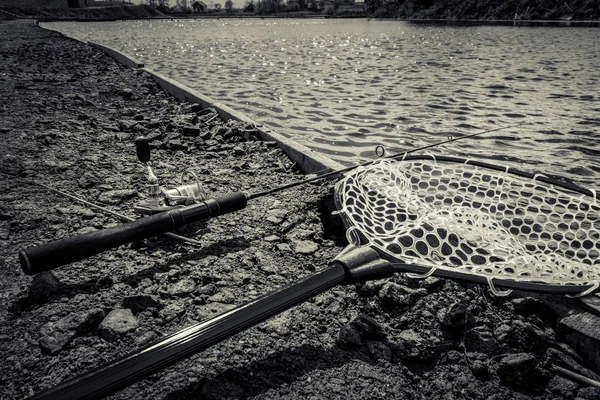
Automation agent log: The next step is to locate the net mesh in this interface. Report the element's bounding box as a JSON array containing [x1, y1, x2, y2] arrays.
[[335, 158, 600, 295]]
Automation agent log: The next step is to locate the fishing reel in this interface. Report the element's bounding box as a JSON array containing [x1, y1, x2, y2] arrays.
[[134, 137, 207, 215]]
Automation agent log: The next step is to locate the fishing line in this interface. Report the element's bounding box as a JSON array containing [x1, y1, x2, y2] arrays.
[[248, 122, 527, 200]]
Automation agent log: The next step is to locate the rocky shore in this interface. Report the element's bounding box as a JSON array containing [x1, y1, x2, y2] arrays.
[[1, 19, 600, 400]]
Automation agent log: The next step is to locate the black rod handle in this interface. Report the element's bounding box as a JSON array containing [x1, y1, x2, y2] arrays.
[[19, 192, 248, 275], [27, 263, 347, 400], [19, 210, 182, 275]]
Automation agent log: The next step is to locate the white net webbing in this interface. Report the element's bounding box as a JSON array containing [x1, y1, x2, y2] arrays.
[[335, 158, 600, 295]]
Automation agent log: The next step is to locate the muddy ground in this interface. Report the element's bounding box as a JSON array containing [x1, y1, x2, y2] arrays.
[[1, 20, 599, 400]]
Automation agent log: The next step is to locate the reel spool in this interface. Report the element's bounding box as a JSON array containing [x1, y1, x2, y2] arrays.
[[133, 137, 207, 215]]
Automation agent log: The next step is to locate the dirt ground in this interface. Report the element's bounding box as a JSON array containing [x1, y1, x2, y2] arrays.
[[1, 19, 600, 400]]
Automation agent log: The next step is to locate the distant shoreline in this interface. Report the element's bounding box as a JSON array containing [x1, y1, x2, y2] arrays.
[[1, 3, 599, 25]]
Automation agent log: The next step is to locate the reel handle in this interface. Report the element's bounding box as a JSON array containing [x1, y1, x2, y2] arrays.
[[19, 192, 248, 275], [135, 136, 151, 163]]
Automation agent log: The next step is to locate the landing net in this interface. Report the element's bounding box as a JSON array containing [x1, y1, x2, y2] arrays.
[[334, 156, 600, 296]]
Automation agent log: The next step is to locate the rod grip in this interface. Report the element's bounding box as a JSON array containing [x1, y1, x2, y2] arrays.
[[19, 211, 181, 275], [19, 192, 248, 275]]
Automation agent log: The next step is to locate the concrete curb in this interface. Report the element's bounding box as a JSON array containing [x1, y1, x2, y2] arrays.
[[89, 42, 145, 69], [40, 28, 345, 175]]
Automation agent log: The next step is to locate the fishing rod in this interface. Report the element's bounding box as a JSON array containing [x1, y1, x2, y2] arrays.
[[19, 123, 525, 275], [26, 154, 600, 399]]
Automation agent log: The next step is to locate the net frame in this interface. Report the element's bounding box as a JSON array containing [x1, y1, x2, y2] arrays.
[[334, 155, 600, 296]]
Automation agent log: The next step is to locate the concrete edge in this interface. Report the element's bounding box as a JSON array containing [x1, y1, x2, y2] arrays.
[[88, 41, 144, 69], [36, 23, 344, 175]]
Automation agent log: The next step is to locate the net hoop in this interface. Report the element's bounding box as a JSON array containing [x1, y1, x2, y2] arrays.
[[334, 155, 600, 295]]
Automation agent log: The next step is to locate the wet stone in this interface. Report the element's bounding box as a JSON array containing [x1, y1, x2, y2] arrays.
[[39, 308, 105, 355], [98, 309, 139, 340]]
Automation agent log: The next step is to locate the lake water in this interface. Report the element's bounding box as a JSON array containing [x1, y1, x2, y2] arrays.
[[44, 19, 600, 187]]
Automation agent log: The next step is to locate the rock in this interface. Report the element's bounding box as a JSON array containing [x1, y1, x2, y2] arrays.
[[352, 314, 386, 340], [170, 279, 196, 296], [438, 302, 476, 333], [558, 312, 600, 375], [77, 171, 100, 189], [135, 331, 158, 348], [578, 387, 600, 400], [496, 353, 549, 392], [511, 297, 554, 320], [232, 145, 244, 155], [167, 139, 184, 151], [98, 309, 139, 340], [276, 243, 291, 252], [418, 276, 445, 292], [115, 131, 130, 141], [97, 189, 137, 205], [159, 303, 186, 323], [264, 235, 279, 243], [74, 206, 96, 220], [465, 326, 499, 354], [199, 130, 212, 140], [338, 324, 362, 347], [260, 314, 291, 337], [546, 375, 578, 397], [198, 302, 237, 320], [544, 348, 600, 382], [118, 119, 138, 131], [378, 282, 427, 307], [366, 340, 392, 361], [182, 126, 201, 137], [39, 308, 105, 355], [292, 240, 319, 255], [120, 88, 134, 99], [29, 271, 61, 303], [122, 295, 162, 313]]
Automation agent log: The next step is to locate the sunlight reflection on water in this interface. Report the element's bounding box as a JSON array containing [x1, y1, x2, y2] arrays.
[[45, 19, 599, 186]]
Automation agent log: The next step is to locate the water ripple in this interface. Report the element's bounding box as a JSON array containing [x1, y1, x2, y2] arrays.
[[44, 19, 600, 188]]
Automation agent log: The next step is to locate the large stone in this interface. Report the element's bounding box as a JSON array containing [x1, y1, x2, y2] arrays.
[[29, 271, 61, 303], [496, 353, 549, 392], [338, 324, 362, 347], [170, 279, 196, 296], [39, 308, 105, 355], [438, 302, 476, 333], [546, 375, 578, 397], [98, 309, 139, 340], [292, 240, 319, 255], [544, 348, 600, 382], [558, 312, 600, 374]]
